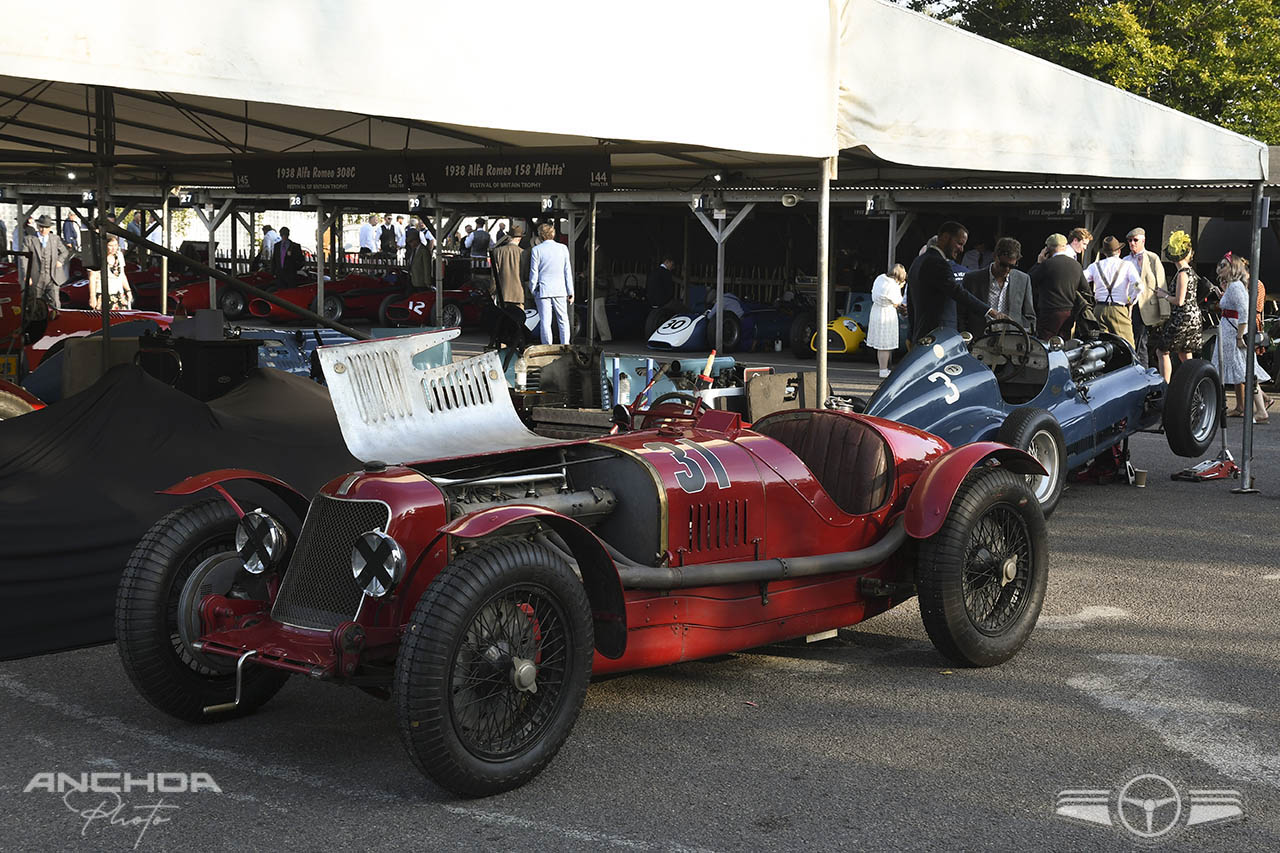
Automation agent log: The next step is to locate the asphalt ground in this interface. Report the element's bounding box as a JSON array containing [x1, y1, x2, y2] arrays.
[[2, 331, 1278, 851]]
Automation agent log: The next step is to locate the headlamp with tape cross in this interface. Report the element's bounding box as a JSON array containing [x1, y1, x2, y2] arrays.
[[234, 510, 288, 574], [351, 531, 406, 598]]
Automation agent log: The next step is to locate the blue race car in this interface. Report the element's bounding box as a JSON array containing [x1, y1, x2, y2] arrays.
[[647, 293, 798, 353], [856, 320, 1220, 515]]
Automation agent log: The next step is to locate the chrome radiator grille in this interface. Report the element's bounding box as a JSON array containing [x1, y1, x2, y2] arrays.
[[271, 495, 390, 631]]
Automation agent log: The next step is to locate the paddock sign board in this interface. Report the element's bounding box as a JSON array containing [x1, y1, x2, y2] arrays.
[[234, 153, 610, 195]]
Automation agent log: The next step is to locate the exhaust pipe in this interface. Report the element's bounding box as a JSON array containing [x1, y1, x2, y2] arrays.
[[611, 518, 907, 589]]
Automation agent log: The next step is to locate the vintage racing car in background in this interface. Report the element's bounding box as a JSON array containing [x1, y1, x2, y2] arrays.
[[858, 321, 1219, 515], [117, 331, 1049, 798], [248, 270, 407, 323], [791, 290, 911, 359], [647, 293, 803, 353]]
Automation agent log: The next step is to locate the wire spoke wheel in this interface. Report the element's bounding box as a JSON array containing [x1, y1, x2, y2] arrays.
[[960, 504, 1031, 635], [450, 585, 569, 760], [916, 467, 1048, 667], [396, 539, 593, 796]]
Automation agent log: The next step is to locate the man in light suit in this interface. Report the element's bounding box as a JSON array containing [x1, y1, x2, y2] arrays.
[[528, 222, 574, 344], [1125, 227, 1167, 367], [961, 237, 1035, 337]]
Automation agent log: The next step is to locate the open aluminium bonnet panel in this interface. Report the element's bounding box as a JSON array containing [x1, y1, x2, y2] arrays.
[[317, 330, 553, 464]]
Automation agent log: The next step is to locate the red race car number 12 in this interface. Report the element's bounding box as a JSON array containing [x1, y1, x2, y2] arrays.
[[643, 440, 730, 494]]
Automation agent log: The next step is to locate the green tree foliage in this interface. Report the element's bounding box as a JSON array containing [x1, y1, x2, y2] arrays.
[[914, 0, 1280, 143]]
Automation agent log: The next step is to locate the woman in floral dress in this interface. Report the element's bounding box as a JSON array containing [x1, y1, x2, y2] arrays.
[[1155, 231, 1201, 379]]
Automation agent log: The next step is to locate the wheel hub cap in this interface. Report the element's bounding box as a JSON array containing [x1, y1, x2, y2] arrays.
[[511, 657, 538, 693], [1001, 556, 1018, 586]]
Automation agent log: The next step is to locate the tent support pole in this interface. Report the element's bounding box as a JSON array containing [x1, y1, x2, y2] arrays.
[[316, 200, 326, 319], [587, 193, 597, 343], [1234, 181, 1267, 494], [94, 86, 113, 373], [886, 212, 897, 274], [160, 192, 170, 313], [817, 157, 833, 408], [692, 203, 755, 353], [434, 205, 445, 326]]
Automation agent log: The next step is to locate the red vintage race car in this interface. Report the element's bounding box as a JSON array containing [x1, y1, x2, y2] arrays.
[[1, 276, 171, 377], [116, 333, 1048, 798], [59, 264, 205, 312], [169, 270, 277, 318], [376, 281, 492, 329], [247, 271, 407, 323]]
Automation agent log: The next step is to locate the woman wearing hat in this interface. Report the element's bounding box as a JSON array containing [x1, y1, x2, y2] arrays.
[[1153, 230, 1201, 380]]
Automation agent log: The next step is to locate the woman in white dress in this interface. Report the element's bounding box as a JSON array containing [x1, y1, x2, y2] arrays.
[[1213, 255, 1269, 423], [87, 236, 133, 310], [867, 264, 907, 377]]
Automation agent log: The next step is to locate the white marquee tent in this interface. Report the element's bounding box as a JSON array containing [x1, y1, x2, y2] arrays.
[[0, 0, 1270, 482]]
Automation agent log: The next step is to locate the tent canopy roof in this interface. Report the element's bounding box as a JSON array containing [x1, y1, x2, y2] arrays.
[[0, 0, 1267, 191]]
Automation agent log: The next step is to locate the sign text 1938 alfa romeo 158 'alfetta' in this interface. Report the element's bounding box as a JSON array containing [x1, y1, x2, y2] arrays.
[[116, 331, 1050, 797]]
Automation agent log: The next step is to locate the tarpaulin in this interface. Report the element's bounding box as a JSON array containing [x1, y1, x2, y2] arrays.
[[0, 366, 357, 660]]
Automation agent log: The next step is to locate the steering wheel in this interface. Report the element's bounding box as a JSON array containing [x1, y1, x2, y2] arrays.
[[639, 391, 701, 429], [983, 315, 1034, 367]]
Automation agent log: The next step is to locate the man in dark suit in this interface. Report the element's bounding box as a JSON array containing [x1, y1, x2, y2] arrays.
[[961, 237, 1035, 336], [646, 255, 677, 309], [909, 221, 1004, 341], [1031, 233, 1092, 339], [272, 226, 305, 289]]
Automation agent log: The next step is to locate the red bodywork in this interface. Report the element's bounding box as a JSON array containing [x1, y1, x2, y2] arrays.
[[379, 283, 489, 327], [247, 273, 404, 322], [168, 271, 276, 314], [1, 274, 172, 372], [178, 408, 1042, 683]]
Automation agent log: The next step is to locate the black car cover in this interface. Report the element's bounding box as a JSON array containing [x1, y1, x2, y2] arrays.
[[0, 365, 358, 660]]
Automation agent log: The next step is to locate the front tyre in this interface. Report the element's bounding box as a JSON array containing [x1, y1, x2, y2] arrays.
[[115, 499, 289, 722], [395, 540, 593, 797], [996, 407, 1066, 517], [790, 313, 817, 359], [916, 467, 1048, 667], [1164, 358, 1220, 457]]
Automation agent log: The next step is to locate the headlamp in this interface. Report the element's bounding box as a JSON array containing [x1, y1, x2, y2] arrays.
[[234, 510, 287, 574], [351, 531, 405, 598]]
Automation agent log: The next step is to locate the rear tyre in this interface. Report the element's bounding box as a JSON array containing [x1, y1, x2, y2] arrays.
[[395, 540, 593, 797], [311, 294, 344, 323], [790, 313, 817, 359], [917, 467, 1048, 667], [1164, 358, 1220, 457], [997, 407, 1066, 517], [115, 499, 289, 722], [218, 288, 247, 319], [719, 312, 742, 352], [440, 301, 464, 328]]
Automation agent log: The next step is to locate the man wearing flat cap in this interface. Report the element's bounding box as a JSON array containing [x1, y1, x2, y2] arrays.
[[1031, 232, 1092, 339], [1124, 227, 1167, 367], [20, 214, 71, 343]]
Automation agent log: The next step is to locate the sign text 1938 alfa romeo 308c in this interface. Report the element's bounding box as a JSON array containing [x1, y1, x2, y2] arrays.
[[116, 331, 1050, 797]]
